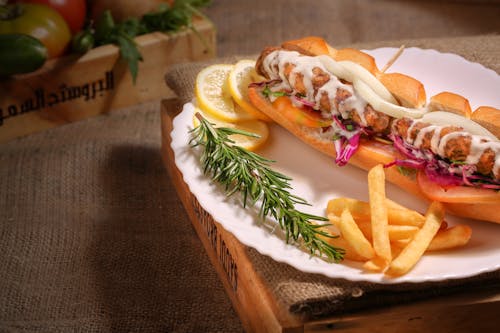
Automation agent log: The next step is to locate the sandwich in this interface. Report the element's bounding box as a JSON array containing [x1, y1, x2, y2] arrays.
[[247, 36, 500, 223]]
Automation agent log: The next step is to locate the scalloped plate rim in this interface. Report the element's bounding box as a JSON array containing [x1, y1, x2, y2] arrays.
[[170, 47, 500, 284]]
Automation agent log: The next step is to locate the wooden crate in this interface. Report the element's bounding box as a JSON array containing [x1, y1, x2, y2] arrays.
[[160, 98, 500, 333], [0, 17, 215, 143]]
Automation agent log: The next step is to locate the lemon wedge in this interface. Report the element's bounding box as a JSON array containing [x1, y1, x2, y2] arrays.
[[228, 60, 272, 122], [195, 64, 255, 122], [192, 107, 269, 151]]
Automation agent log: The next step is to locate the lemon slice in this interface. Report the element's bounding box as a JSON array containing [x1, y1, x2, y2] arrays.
[[192, 107, 269, 151], [228, 60, 272, 122], [195, 64, 255, 122]]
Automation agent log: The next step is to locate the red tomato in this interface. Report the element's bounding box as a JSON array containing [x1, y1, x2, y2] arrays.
[[272, 96, 333, 128], [416, 170, 500, 204], [19, 0, 87, 34], [248, 86, 333, 128]]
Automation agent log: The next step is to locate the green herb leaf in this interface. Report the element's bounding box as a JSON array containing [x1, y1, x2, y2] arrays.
[[94, 10, 115, 44], [190, 113, 345, 262], [262, 86, 288, 98], [71, 30, 94, 53], [116, 33, 143, 83], [88, 1, 211, 84], [397, 166, 416, 178], [117, 18, 148, 38], [450, 159, 468, 166]]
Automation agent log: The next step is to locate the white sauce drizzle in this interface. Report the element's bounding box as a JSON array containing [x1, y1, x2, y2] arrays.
[[262, 49, 500, 179], [262, 50, 368, 123], [407, 119, 500, 178]]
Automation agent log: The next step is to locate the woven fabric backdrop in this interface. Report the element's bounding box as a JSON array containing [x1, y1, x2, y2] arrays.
[[1, 1, 499, 332]]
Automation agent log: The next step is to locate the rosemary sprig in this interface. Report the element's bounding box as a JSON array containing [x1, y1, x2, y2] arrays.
[[189, 113, 345, 262]]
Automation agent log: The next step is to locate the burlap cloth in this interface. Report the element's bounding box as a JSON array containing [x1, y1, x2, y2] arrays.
[[1, 1, 500, 332]]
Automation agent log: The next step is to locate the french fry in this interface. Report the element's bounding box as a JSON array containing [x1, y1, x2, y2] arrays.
[[391, 224, 471, 252], [386, 204, 425, 227], [426, 225, 472, 251], [363, 256, 388, 272], [390, 243, 405, 259], [388, 225, 420, 240], [390, 239, 410, 249], [355, 220, 419, 241], [351, 219, 372, 238], [327, 198, 370, 218], [387, 200, 448, 229], [327, 213, 341, 227], [386, 201, 445, 276], [327, 198, 425, 227], [368, 164, 391, 266], [320, 225, 370, 262], [330, 236, 369, 262], [338, 208, 374, 259], [326, 165, 472, 276]]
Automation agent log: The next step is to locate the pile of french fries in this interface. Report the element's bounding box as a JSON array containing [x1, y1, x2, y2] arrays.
[[325, 164, 472, 276]]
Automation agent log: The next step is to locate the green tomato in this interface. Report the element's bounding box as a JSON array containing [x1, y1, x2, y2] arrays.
[[0, 33, 47, 76]]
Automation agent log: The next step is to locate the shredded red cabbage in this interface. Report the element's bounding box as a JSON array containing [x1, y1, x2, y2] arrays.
[[387, 134, 500, 190], [332, 115, 347, 131], [424, 166, 463, 187], [385, 159, 426, 169], [334, 132, 361, 166], [389, 134, 424, 160], [331, 115, 373, 166], [291, 95, 316, 108], [252, 78, 500, 191]]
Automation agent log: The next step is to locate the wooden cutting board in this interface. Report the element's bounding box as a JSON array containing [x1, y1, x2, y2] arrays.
[[160, 98, 500, 333]]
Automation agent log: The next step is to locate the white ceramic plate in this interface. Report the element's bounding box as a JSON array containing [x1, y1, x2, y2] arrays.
[[171, 48, 500, 284]]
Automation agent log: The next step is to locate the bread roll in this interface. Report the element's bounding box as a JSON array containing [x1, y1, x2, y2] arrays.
[[251, 36, 500, 224], [429, 92, 472, 118], [472, 106, 500, 139]]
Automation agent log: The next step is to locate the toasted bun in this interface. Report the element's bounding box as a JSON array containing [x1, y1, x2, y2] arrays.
[[281, 36, 426, 110], [429, 92, 472, 118], [378, 73, 426, 108], [443, 203, 500, 223], [282, 37, 379, 75], [334, 48, 379, 75], [281, 36, 331, 57], [471, 106, 500, 139]]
